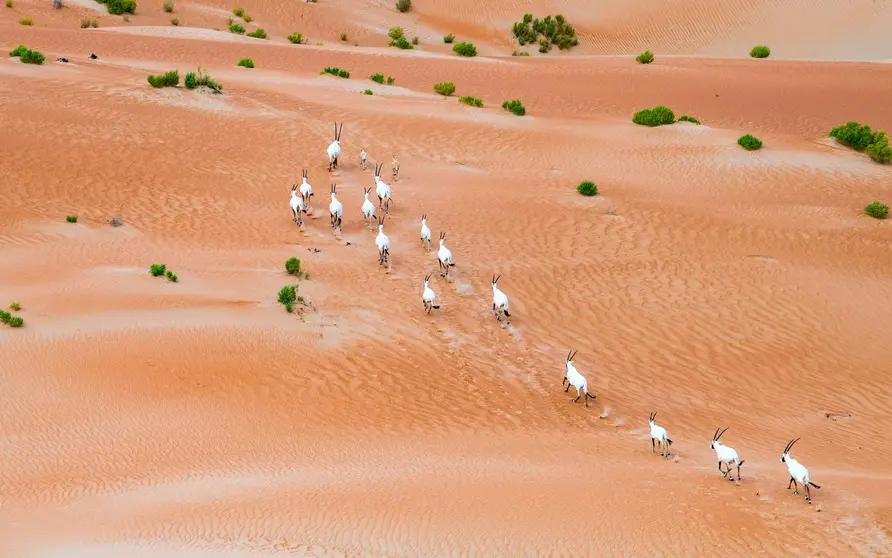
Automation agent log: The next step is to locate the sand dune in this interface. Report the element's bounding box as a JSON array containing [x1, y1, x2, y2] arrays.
[[2, 0, 892, 555]]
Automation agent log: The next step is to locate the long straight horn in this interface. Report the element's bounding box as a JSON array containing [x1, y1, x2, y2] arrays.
[[338, 123, 343, 140], [651, 412, 657, 422], [788, 437, 801, 452], [495, 274, 501, 283], [783, 439, 795, 453], [717, 427, 729, 441], [570, 350, 577, 361], [333, 122, 337, 140], [712, 428, 720, 441]]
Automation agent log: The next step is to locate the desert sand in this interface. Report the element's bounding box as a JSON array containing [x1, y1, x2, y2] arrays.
[[2, 0, 892, 555]]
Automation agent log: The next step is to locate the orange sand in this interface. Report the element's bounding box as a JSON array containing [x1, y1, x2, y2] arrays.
[[2, 0, 892, 555]]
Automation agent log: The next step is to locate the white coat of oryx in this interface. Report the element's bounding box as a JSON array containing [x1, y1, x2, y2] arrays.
[[361, 187, 377, 229], [648, 412, 673, 458], [360, 147, 368, 171], [374, 163, 392, 215], [422, 273, 440, 314], [420, 215, 432, 251], [491, 274, 510, 323], [299, 169, 314, 211], [326, 122, 343, 172], [780, 438, 821, 504], [710, 427, 746, 483], [289, 184, 305, 227], [437, 232, 455, 278], [375, 215, 391, 266], [562, 350, 597, 407], [328, 184, 343, 232]]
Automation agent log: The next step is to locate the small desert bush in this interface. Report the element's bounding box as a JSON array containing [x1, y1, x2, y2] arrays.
[[632, 105, 675, 127], [66, 215, 78, 223], [458, 95, 483, 107], [288, 32, 304, 44], [433, 82, 456, 96], [150, 264, 167, 277], [443, 33, 455, 43], [340, 31, 347, 41], [163, 0, 172, 12], [388, 26, 404, 40], [866, 131, 892, 164], [96, 0, 136, 15], [166, 270, 178, 282], [363, 89, 373, 95], [19, 49, 45, 65], [80, 18, 98, 28], [511, 13, 578, 51], [502, 99, 525, 116], [10, 45, 29, 57], [5, 0, 12, 7], [247, 28, 267, 39], [829, 121, 878, 152], [395, 0, 411, 13], [512, 51, 530, 56], [19, 17, 32, 25], [370, 73, 384, 83], [237, 58, 254, 68], [170, 17, 178, 25], [576, 181, 598, 197], [452, 42, 477, 57], [412, 36, 419, 45], [750, 45, 770, 58], [636, 50, 654, 64], [278, 284, 298, 312], [10, 303, 21, 311], [2, 313, 25, 328], [391, 37, 412, 49], [323, 67, 350, 78], [232, 7, 244, 17], [678, 115, 701, 125], [865, 201, 889, 220], [737, 134, 763, 150], [285, 257, 304, 276], [184, 67, 222, 92], [242, 14, 251, 22], [147, 70, 179, 88], [229, 23, 245, 34]]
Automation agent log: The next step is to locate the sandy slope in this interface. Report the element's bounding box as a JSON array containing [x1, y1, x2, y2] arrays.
[[2, 0, 892, 556]]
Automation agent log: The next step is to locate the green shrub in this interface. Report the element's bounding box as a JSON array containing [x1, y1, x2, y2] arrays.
[[391, 37, 412, 49], [370, 73, 385, 83], [363, 89, 373, 95], [576, 181, 598, 197], [147, 70, 179, 88], [8, 316, 24, 328], [829, 122, 878, 151], [288, 32, 304, 44], [433, 82, 456, 96], [750, 45, 770, 58], [80, 18, 98, 28], [501, 99, 525, 116], [395, 0, 411, 13], [458, 95, 483, 107], [278, 284, 297, 312], [636, 50, 654, 64], [865, 201, 889, 219], [10, 45, 29, 57], [0, 310, 9, 324], [20, 49, 45, 65], [150, 264, 167, 277], [511, 13, 578, 52], [340, 31, 347, 41], [452, 42, 477, 57], [247, 28, 266, 39], [512, 51, 530, 56], [96, 0, 136, 15], [678, 115, 701, 125], [443, 33, 455, 43], [166, 270, 178, 282], [19, 17, 32, 25], [386, 76, 395, 84], [229, 23, 245, 34], [737, 134, 763, 150], [242, 14, 251, 22], [163, 0, 172, 12], [66, 215, 78, 223], [170, 17, 178, 25], [5, 1, 12, 7], [237, 58, 254, 68], [184, 67, 222, 92], [10, 303, 21, 311], [232, 7, 244, 17], [388, 26, 404, 40], [323, 67, 350, 78], [632, 105, 675, 127], [285, 257, 303, 276], [866, 132, 891, 164]]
